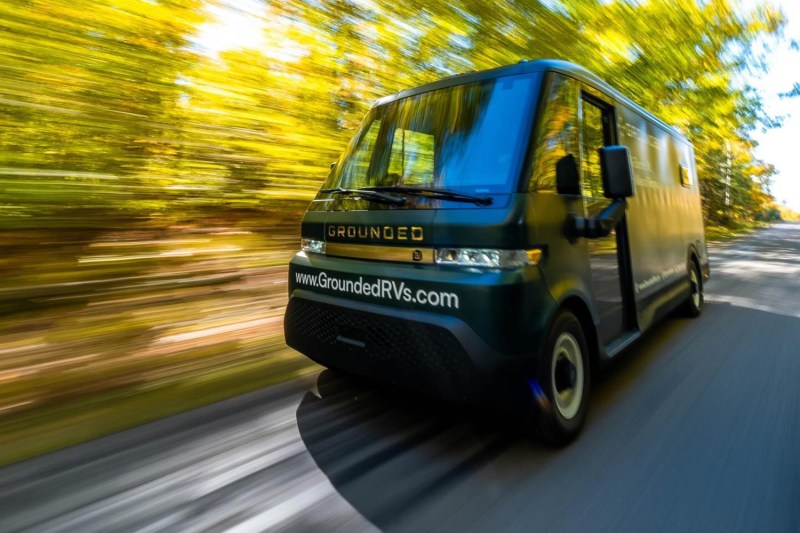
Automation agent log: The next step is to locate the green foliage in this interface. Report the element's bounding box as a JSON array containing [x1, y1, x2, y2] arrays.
[[778, 203, 800, 221], [0, 0, 206, 225]]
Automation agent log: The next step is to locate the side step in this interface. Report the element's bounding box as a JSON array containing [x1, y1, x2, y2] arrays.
[[604, 330, 641, 358]]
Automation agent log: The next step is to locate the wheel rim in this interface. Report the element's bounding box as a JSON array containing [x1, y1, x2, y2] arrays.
[[690, 268, 701, 309], [551, 332, 584, 420]]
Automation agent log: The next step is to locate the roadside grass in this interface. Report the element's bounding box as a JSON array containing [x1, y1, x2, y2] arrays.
[[705, 220, 769, 242], [0, 224, 318, 467], [0, 347, 317, 466]]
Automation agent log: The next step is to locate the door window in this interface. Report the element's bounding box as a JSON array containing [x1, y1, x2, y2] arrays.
[[580, 99, 608, 205]]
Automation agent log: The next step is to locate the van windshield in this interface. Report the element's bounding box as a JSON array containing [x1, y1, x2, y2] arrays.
[[323, 73, 539, 197]]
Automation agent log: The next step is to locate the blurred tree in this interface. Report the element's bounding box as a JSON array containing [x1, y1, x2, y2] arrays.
[[0, 0, 787, 227], [0, 0, 204, 226]]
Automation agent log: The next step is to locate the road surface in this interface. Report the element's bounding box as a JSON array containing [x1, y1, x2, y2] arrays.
[[1, 223, 799, 532]]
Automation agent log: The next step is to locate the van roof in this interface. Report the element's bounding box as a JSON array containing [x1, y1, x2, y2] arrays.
[[374, 59, 687, 142]]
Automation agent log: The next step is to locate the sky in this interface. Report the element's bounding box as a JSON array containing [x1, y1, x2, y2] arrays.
[[745, 0, 800, 212], [196, 0, 800, 212], [194, 0, 266, 55]]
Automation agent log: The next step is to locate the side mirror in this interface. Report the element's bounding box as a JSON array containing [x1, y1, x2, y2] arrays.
[[556, 154, 580, 195], [599, 146, 634, 198], [330, 161, 337, 171]]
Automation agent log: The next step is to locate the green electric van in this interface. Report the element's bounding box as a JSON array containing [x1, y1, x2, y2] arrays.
[[284, 60, 709, 444]]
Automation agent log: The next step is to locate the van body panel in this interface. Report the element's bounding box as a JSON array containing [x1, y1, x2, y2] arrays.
[[523, 193, 599, 327], [615, 103, 707, 330]]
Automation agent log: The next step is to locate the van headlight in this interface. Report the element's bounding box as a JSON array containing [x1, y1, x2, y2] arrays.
[[434, 248, 541, 268], [300, 239, 326, 254]]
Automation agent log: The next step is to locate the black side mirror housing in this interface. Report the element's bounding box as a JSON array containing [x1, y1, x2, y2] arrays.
[[600, 146, 634, 198]]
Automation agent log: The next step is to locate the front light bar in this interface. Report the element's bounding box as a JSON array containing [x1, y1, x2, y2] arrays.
[[434, 248, 541, 268], [300, 238, 326, 254], [299, 239, 541, 268]]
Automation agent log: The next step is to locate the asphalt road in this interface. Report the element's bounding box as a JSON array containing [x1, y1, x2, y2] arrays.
[[1, 223, 799, 532]]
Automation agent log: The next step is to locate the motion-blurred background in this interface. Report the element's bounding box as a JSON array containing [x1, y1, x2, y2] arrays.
[[0, 0, 797, 466]]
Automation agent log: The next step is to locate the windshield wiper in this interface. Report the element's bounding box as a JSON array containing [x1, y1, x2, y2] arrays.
[[320, 187, 406, 206], [362, 186, 493, 206]]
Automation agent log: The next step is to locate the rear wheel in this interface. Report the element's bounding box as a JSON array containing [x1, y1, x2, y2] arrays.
[[681, 261, 703, 318], [532, 310, 590, 446]]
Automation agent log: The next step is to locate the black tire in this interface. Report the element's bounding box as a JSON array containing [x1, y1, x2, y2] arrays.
[[681, 261, 703, 318], [532, 310, 591, 446]]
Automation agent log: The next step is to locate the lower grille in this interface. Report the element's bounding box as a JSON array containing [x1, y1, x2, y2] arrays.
[[285, 296, 482, 402]]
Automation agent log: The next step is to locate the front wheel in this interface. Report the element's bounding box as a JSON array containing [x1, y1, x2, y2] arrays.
[[531, 310, 590, 446]]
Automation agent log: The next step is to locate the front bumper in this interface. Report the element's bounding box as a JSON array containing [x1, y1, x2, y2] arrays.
[[284, 289, 532, 408]]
